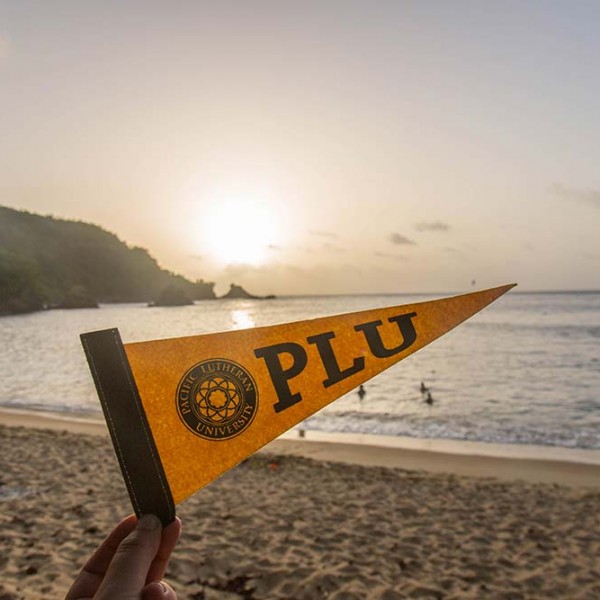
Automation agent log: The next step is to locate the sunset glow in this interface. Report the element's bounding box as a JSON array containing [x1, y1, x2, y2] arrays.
[[1, 2, 599, 294], [201, 196, 277, 266]]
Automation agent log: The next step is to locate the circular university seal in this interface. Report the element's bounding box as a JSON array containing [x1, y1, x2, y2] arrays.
[[176, 359, 258, 441]]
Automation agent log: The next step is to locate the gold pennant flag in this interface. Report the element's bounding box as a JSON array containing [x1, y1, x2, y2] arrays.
[[81, 284, 514, 523]]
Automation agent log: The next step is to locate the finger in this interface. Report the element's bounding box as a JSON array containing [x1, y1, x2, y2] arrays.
[[94, 514, 163, 600], [146, 517, 182, 584], [65, 515, 138, 600], [142, 580, 177, 600]]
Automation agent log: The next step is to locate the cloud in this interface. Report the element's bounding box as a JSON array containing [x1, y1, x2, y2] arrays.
[[223, 263, 255, 278], [550, 183, 600, 208], [374, 251, 406, 260], [388, 232, 416, 245], [415, 220, 451, 232], [216, 260, 367, 296], [310, 230, 339, 239], [321, 242, 345, 253]]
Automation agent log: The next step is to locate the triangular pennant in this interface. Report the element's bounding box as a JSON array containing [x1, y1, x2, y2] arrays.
[[81, 284, 514, 523]]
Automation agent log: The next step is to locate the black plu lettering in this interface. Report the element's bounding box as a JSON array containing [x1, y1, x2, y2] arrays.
[[254, 312, 418, 413]]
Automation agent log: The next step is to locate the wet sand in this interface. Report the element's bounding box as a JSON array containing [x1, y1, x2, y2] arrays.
[[1, 415, 600, 599]]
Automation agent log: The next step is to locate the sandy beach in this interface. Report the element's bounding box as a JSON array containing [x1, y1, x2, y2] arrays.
[[1, 413, 600, 599]]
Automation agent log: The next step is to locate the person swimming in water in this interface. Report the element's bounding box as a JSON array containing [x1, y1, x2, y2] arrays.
[[420, 381, 428, 394], [425, 391, 434, 405], [358, 384, 366, 400]]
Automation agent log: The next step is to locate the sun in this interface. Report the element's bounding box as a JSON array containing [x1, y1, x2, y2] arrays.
[[201, 195, 277, 265]]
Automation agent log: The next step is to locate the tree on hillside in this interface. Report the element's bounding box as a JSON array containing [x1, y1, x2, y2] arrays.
[[0, 249, 45, 314], [0, 206, 216, 314]]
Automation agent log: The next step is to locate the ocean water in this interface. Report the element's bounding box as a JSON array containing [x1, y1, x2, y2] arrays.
[[1, 291, 599, 449]]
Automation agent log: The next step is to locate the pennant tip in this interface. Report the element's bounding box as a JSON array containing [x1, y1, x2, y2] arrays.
[[478, 282, 517, 304]]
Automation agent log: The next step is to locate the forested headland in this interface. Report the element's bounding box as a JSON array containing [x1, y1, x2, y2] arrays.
[[0, 206, 215, 315]]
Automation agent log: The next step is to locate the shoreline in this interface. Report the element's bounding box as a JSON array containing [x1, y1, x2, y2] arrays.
[[3, 406, 600, 488]]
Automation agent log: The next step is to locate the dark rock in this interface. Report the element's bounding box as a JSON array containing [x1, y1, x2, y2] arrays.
[[220, 284, 275, 300], [151, 285, 193, 307]]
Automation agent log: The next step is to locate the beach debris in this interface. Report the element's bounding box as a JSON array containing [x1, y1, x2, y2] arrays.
[[0, 485, 35, 502]]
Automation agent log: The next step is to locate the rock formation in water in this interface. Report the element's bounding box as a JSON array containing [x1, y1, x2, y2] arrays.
[[150, 285, 194, 307], [220, 284, 276, 300]]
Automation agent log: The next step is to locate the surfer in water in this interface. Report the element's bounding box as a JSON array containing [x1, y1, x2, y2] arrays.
[[358, 384, 366, 400], [420, 381, 429, 394]]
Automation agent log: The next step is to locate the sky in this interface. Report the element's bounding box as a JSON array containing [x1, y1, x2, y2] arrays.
[[1, 0, 599, 296]]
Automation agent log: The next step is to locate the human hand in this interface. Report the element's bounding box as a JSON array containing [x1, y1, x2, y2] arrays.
[[66, 514, 181, 600]]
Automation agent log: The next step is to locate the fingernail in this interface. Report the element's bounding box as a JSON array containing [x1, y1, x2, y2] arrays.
[[138, 514, 161, 531], [159, 581, 167, 594]]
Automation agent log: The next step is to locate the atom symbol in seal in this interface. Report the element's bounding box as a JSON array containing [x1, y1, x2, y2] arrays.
[[176, 359, 258, 441], [195, 377, 242, 422]]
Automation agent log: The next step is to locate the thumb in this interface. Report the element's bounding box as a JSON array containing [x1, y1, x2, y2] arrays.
[[142, 580, 177, 600], [95, 514, 163, 600]]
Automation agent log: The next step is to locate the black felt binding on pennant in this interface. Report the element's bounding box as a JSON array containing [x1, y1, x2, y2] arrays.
[[80, 328, 175, 525]]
